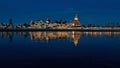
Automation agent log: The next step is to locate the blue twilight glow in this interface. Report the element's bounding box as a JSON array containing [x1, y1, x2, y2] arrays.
[[0, 0, 120, 25]]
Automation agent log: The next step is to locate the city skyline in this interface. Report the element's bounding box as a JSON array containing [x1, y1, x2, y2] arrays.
[[0, 0, 120, 25]]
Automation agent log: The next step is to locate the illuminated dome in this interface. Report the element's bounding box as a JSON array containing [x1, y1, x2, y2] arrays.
[[74, 16, 79, 21], [73, 15, 81, 27]]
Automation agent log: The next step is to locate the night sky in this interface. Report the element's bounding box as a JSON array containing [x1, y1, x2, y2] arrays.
[[0, 0, 120, 25]]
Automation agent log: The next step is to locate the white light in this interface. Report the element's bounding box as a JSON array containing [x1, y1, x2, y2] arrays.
[[72, 23, 74, 26], [74, 17, 78, 20]]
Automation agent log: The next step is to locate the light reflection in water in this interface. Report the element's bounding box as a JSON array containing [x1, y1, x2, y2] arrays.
[[0, 31, 120, 46], [29, 32, 81, 46]]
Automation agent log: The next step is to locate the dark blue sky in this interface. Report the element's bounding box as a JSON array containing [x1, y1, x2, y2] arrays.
[[0, 0, 120, 25]]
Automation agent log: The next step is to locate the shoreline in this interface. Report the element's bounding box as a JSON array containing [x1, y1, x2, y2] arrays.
[[0, 29, 120, 32]]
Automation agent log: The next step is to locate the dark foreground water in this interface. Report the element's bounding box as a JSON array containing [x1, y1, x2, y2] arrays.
[[0, 31, 120, 68]]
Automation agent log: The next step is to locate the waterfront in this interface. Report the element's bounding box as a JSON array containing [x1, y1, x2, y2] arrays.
[[0, 31, 120, 68], [1, 15, 120, 31]]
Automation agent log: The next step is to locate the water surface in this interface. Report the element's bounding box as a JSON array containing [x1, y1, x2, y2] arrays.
[[0, 31, 120, 68]]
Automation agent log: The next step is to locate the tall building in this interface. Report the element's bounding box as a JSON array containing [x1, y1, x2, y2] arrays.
[[73, 15, 81, 27], [8, 19, 13, 29], [9, 19, 13, 25]]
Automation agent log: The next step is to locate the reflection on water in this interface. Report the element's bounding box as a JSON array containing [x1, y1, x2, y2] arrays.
[[0, 31, 120, 46], [0, 32, 14, 42], [0, 31, 120, 67], [29, 32, 82, 46]]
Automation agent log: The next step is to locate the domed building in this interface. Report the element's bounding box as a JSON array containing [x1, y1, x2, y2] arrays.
[[73, 15, 81, 27]]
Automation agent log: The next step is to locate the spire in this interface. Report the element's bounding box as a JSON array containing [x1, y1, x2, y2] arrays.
[[30, 20, 33, 24]]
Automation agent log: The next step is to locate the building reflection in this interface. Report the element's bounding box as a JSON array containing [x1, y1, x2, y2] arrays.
[[29, 31, 81, 46], [0, 32, 14, 42], [0, 31, 120, 46], [29, 32, 73, 41], [83, 32, 120, 37], [72, 32, 81, 46]]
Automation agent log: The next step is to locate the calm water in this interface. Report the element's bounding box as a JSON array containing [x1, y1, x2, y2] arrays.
[[0, 31, 120, 68]]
